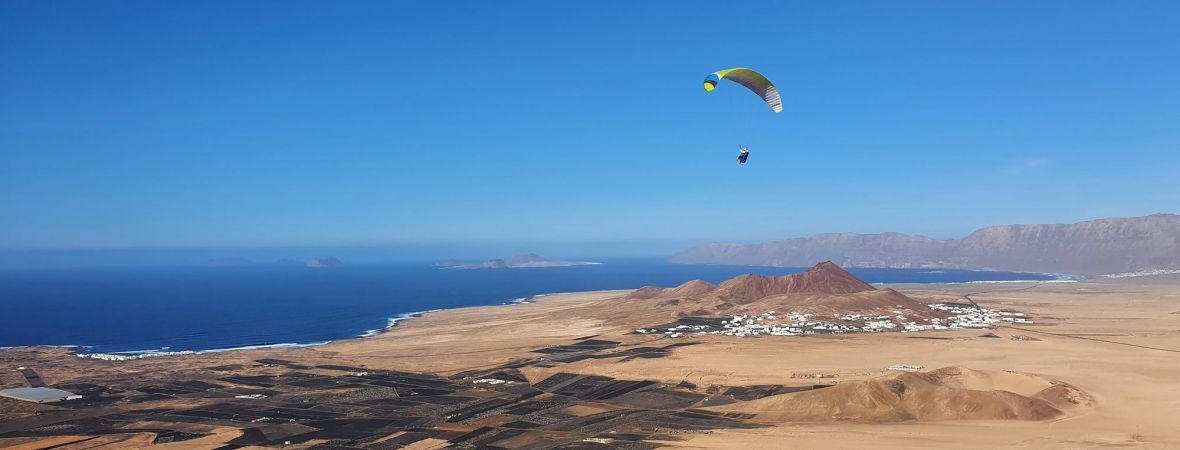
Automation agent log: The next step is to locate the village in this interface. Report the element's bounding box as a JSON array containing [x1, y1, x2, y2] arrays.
[[640, 303, 1032, 338]]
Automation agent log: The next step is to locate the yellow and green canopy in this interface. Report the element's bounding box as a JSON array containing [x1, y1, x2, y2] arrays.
[[703, 68, 782, 113]]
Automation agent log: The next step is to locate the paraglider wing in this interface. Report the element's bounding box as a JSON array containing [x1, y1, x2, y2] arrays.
[[703, 68, 782, 113]]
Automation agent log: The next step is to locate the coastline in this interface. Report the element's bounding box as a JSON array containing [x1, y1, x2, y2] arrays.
[[7, 271, 1028, 361], [6, 266, 1180, 447], [0, 264, 1086, 358], [7, 290, 627, 361], [0, 270, 1080, 360], [357, 308, 444, 338], [74, 341, 334, 361]]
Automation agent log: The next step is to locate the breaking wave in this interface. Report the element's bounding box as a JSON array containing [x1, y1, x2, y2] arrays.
[[358, 309, 444, 338]]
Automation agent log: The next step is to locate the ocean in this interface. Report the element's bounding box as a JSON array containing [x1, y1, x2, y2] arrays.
[[0, 259, 1063, 354]]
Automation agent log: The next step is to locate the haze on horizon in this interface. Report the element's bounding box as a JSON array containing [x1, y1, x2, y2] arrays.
[[3, 1, 1179, 260]]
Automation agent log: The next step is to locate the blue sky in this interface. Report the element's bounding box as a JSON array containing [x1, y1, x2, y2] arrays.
[[2, 1, 1178, 257]]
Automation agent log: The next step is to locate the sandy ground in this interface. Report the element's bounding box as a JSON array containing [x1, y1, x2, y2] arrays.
[[316, 278, 1180, 448], [314, 290, 637, 374], [4, 278, 1179, 448]]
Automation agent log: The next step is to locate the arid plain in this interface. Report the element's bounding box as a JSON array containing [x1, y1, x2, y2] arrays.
[[3, 273, 1179, 449]]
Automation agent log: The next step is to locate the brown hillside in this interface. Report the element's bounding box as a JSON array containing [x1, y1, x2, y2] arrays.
[[711, 261, 875, 303], [626, 261, 875, 303], [712, 366, 1081, 422], [626, 286, 666, 300], [668, 279, 717, 297], [618, 261, 937, 321], [743, 288, 926, 317]]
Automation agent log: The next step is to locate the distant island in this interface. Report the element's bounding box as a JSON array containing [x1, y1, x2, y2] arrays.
[[671, 213, 1180, 276], [437, 253, 599, 270], [306, 257, 344, 268], [206, 257, 253, 267]]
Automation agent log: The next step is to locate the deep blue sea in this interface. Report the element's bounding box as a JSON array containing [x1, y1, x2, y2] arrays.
[[0, 259, 1061, 354]]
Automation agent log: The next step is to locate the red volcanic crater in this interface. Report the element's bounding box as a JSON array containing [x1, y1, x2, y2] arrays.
[[626, 261, 931, 319]]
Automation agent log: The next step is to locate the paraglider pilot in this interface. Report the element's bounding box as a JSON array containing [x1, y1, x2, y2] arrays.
[[736, 145, 750, 164]]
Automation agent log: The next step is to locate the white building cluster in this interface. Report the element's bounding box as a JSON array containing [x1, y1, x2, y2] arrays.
[[713, 310, 914, 336], [654, 304, 1033, 338], [77, 350, 197, 361], [668, 311, 843, 337], [926, 303, 1032, 327], [472, 378, 515, 386], [719, 312, 809, 336], [1101, 269, 1180, 278], [637, 323, 713, 338]]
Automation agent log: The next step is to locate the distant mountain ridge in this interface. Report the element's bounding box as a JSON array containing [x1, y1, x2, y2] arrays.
[[670, 214, 1180, 275]]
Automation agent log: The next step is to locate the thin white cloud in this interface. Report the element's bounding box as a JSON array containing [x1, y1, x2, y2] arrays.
[[1002, 157, 1052, 175]]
